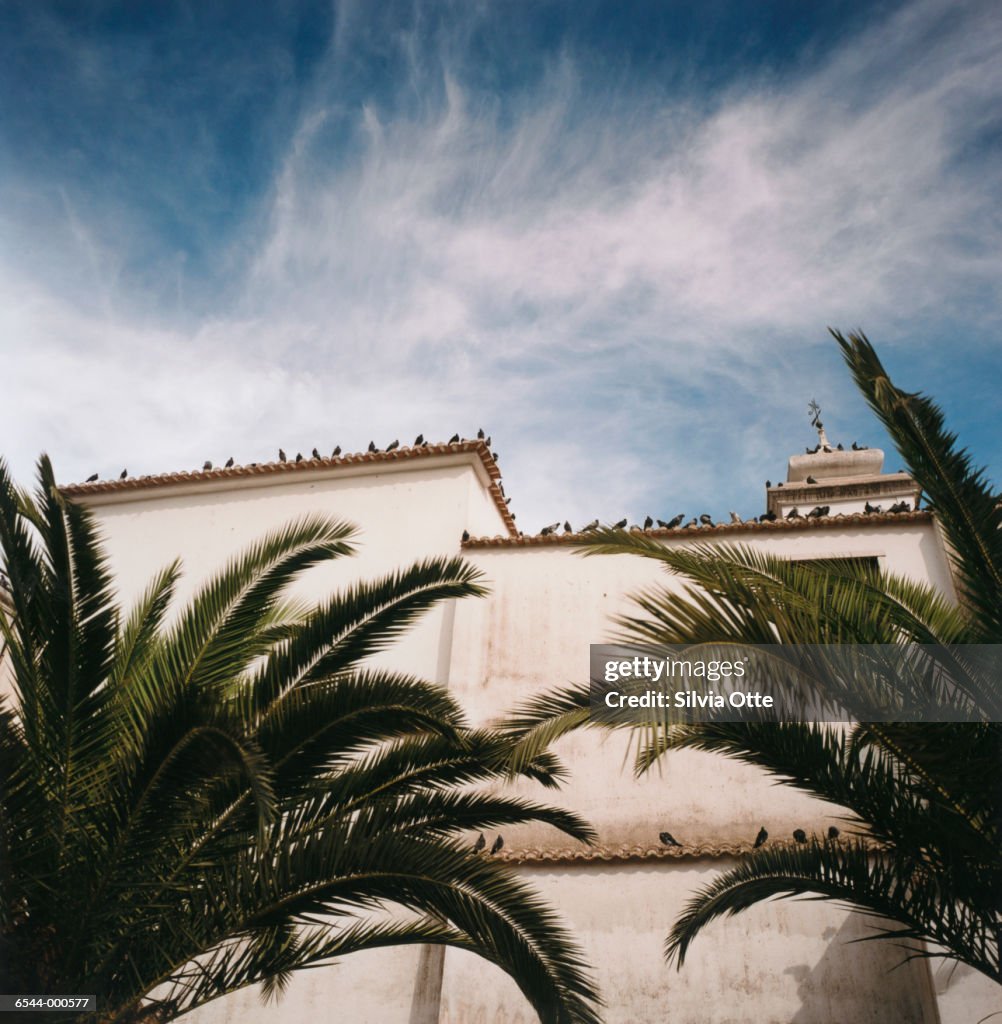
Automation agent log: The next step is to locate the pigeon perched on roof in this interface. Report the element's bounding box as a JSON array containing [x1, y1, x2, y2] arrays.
[[659, 831, 682, 848], [864, 501, 882, 514], [684, 518, 698, 528], [765, 480, 772, 488], [852, 441, 868, 450], [368, 441, 378, 453], [203, 461, 212, 471], [120, 469, 128, 479], [461, 530, 470, 542], [386, 439, 399, 451], [225, 456, 234, 468], [332, 446, 341, 457], [836, 443, 844, 451], [793, 829, 807, 843], [295, 453, 303, 463], [540, 522, 560, 536], [613, 518, 628, 529], [786, 507, 800, 519], [643, 515, 654, 529], [448, 433, 460, 444], [312, 448, 321, 459], [759, 511, 777, 522], [806, 506, 829, 518], [86, 473, 98, 482], [729, 511, 742, 523], [699, 514, 713, 526], [477, 428, 485, 439], [754, 826, 768, 848], [806, 475, 817, 484], [279, 449, 287, 462], [564, 521, 573, 533], [490, 835, 504, 855], [491, 451, 500, 461], [583, 519, 599, 531], [473, 833, 486, 852], [665, 513, 685, 529], [414, 434, 424, 446]]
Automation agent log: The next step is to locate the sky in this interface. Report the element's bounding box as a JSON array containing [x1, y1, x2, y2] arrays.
[[1, 0, 1000, 532]]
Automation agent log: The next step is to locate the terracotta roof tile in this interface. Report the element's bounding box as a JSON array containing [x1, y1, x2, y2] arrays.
[[498, 836, 873, 863], [61, 441, 518, 537], [463, 509, 932, 547]]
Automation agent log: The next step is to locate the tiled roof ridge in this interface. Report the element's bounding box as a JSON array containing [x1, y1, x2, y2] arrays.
[[498, 836, 876, 863], [463, 508, 932, 547], [61, 441, 518, 538]]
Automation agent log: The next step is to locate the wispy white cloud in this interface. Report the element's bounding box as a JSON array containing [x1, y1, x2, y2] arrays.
[[1, 0, 999, 530]]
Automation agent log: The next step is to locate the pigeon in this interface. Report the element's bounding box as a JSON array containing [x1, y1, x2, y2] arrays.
[[490, 835, 504, 855], [864, 501, 882, 514], [805, 446, 813, 455], [473, 833, 486, 852], [827, 826, 840, 840], [806, 505, 828, 518], [414, 434, 424, 446], [203, 461, 212, 471], [461, 530, 470, 542], [806, 475, 817, 484], [86, 473, 99, 482], [225, 456, 234, 468], [279, 449, 287, 462], [766, 480, 772, 488], [120, 469, 128, 479], [505, 497, 512, 505], [699, 514, 713, 526], [852, 441, 868, 451], [540, 521, 561, 536], [759, 511, 777, 522], [332, 446, 341, 457], [777, 482, 783, 488], [666, 514, 685, 529], [312, 448, 321, 459], [448, 433, 460, 444], [477, 428, 485, 439], [386, 439, 399, 452], [822, 446, 832, 454], [613, 518, 628, 529], [754, 827, 768, 848], [643, 515, 654, 530], [295, 453, 303, 463], [836, 443, 844, 451], [368, 441, 378, 453], [563, 521, 573, 533], [793, 829, 807, 844], [786, 507, 801, 519], [659, 831, 682, 848], [491, 451, 500, 461], [684, 517, 698, 529], [484, 435, 491, 447], [729, 511, 742, 524], [582, 519, 600, 531]]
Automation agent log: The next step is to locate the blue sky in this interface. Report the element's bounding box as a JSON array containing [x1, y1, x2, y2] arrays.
[[1, 0, 999, 532]]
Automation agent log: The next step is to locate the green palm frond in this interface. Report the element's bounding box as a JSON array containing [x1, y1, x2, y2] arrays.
[[0, 458, 602, 1024]]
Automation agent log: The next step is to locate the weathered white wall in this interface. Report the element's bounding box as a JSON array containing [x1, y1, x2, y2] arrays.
[[62, 457, 990, 1024]]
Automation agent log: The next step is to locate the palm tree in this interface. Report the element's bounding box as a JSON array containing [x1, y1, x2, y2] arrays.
[[0, 455, 602, 1024], [503, 331, 1001, 985]]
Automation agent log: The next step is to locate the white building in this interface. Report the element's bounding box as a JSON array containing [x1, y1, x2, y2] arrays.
[[53, 436, 998, 1024]]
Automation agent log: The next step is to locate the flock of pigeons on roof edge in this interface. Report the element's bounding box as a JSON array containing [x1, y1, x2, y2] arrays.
[[472, 824, 840, 858], [74, 429, 917, 543], [658, 824, 840, 851]]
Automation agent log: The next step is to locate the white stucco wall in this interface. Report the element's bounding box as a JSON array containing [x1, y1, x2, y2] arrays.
[[55, 455, 992, 1024]]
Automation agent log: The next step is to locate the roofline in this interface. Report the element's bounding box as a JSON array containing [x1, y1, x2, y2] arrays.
[[61, 441, 518, 538], [463, 508, 933, 547]]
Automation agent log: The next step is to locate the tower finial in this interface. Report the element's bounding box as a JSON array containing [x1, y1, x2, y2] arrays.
[[808, 398, 831, 450]]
